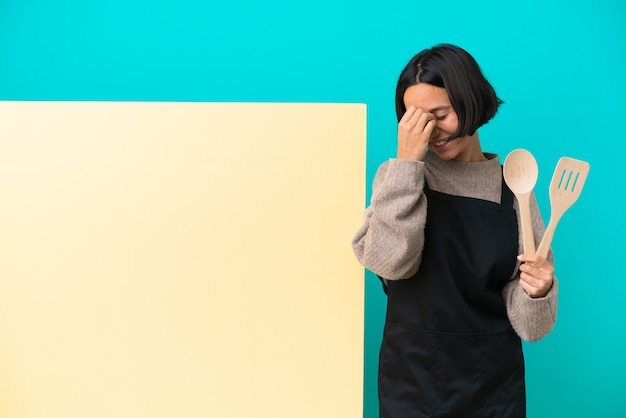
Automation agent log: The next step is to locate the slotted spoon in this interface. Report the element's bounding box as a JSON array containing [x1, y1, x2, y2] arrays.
[[503, 149, 539, 255], [536, 157, 590, 258]]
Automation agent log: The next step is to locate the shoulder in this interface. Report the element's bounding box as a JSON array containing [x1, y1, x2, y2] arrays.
[[371, 158, 425, 192]]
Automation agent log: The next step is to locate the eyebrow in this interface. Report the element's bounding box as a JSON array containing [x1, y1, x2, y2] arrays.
[[429, 105, 452, 113]]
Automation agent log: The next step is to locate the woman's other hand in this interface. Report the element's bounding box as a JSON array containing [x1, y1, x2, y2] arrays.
[[397, 106, 436, 161], [517, 254, 554, 298]]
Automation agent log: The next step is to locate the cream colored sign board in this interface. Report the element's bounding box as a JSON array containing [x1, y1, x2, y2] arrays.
[[0, 102, 366, 418]]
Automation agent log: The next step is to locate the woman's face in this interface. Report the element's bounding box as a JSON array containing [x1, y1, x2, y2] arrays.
[[403, 83, 483, 162]]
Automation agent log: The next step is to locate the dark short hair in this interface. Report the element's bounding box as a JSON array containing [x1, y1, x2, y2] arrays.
[[395, 44, 503, 138]]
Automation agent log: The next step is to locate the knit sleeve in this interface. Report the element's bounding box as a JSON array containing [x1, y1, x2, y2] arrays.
[[351, 158, 427, 280], [503, 192, 559, 342]]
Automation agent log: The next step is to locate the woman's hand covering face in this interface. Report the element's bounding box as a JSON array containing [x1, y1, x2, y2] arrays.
[[397, 106, 436, 161]]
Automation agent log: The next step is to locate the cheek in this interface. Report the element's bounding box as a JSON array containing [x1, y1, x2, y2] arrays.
[[438, 117, 458, 133]]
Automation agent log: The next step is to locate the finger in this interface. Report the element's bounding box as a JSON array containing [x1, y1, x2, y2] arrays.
[[519, 265, 553, 285], [518, 278, 538, 295], [519, 271, 549, 288], [418, 110, 434, 124], [408, 111, 434, 133], [406, 107, 427, 126], [423, 118, 437, 137], [400, 106, 417, 123], [519, 260, 554, 277], [520, 271, 554, 299], [517, 253, 549, 265], [517, 254, 554, 274], [399, 108, 421, 133], [400, 109, 433, 136], [519, 279, 544, 298], [519, 273, 553, 298]]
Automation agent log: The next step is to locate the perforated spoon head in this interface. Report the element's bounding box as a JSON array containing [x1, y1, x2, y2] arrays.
[[503, 149, 539, 194]]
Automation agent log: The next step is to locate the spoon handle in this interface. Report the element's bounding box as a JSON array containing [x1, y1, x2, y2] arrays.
[[517, 192, 535, 254]]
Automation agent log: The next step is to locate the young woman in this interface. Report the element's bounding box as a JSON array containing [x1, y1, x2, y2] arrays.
[[352, 44, 558, 417]]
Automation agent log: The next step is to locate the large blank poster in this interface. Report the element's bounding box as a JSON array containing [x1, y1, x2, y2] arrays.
[[0, 102, 366, 418]]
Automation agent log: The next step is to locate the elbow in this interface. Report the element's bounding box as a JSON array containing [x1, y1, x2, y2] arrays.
[[509, 302, 558, 343], [351, 230, 423, 280], [518, 322, 554, 342], [516, 320, 555, 343], [362, 251, 422, 280], [383, 261, 421, 280]]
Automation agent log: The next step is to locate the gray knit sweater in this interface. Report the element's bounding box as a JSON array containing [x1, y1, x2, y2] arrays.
[[352, 151, 558, 342]]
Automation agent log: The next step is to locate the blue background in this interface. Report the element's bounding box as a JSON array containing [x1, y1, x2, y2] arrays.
[[2, 1, 625, 416]]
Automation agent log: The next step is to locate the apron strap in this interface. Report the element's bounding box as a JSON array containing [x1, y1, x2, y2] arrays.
[[500, 166, 514, 207], [424, 167, 514, 208]]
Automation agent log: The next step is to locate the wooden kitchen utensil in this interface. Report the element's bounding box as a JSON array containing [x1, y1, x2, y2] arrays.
[[536, 157, 590, 258], [503, 149, 539, 254]]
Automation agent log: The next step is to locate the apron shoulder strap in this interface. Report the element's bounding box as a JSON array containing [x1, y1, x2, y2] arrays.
[[500, 166, 514, 207], [425, 169, 514, 208]]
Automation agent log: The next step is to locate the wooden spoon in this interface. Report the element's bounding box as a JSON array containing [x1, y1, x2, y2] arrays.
[[503, 149, 539, 254], [536, 157, 590, 258]]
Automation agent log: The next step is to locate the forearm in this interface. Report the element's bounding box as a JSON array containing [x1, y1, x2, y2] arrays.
[[503, 277, 558, 342], [506, 192, 558, 341], [352, 159, 427, 280]]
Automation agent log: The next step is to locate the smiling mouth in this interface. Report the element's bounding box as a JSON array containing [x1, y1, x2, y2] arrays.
[[431, 137, 454, 147]]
